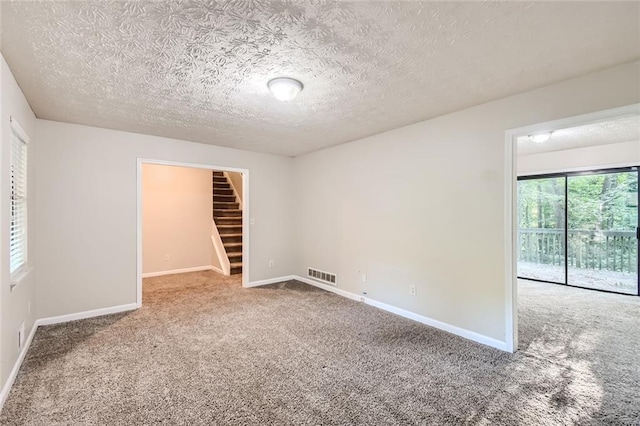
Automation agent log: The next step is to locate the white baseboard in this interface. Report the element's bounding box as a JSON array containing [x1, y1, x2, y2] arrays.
[[362, 296, 508, 351], [210, 265, 224, 275], [142, 265, 213, 278], [0, 274, 507, 414], [36, 303, 139, 326], [0, 301, 140, 412], [294, 276, 363, 302], [293, 275, 508, 351], [246, 274, 507, 350], [0, 321, 38, 411], [245, 275, 296, 288]]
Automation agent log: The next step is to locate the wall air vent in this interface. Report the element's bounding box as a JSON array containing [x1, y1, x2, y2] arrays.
[[307, 267, 336, 286]]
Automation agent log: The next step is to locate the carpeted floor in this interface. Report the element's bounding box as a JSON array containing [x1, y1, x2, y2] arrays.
[[1, 273, 639, 425]]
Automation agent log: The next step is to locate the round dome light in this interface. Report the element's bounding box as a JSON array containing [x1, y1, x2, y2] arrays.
[[529, 132, 552, 143], [268, 77, 303, 101]]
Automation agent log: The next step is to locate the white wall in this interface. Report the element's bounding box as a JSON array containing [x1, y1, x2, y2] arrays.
[[142, 164, 213, 275], [1, 56, 637, 392], [226, 171, 243, 202], [293, 62, 640, 344], [0, 56, 37, 391], [518, 140, 640, 176], [35, 121, 294, 318]]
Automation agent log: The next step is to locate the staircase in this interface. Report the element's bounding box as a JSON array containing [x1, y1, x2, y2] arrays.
[[212, 171, 242, 275]]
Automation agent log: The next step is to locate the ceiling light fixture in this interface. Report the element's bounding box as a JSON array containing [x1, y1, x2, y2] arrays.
[[268, 77, 303, 101], [529, 132, 553, 144]]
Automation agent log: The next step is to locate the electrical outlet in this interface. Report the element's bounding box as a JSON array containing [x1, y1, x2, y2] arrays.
[[250, 218, 255, 225], [269, 260, 274, 268], [164, 254, 170, 262], [409, 285, 417, 296]]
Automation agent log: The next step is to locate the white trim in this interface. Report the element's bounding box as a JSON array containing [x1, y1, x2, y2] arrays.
[[504, 102, 640, 354], [0, 322, 37, 411], [0, 268, 511, 412], [9, 116, 30, 144], [0, 302, 139, 411], [9, 266, 34, 292], [36, 303, 138, 326], [294, 276, 507, 351], [137, 159, 250, 306], [504, 127, 517, 353], [363, 295, 507, 351], [141, 265, 213, 279], [211, 222, 230, 276], [518, 160, 640, 178], [245, 275, 296, 288], [245, 275, 508, 350], [241, 171, 249, 287], [294, 276, 361, 302], [223, 171, 243, 210], [210, 265, 224, 275], [508, 104, 640, 140], [136, 159, 143, 308]]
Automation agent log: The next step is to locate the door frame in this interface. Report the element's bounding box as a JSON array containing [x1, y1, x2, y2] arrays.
[[504, 102, 640, 352], [136, 158, 250, 307]]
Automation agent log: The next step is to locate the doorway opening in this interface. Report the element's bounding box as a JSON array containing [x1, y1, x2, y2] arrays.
[[136, 159, 250, 307], [504, 103, 640, 351]]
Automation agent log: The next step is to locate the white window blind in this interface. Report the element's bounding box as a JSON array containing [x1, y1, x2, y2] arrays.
[[10, 117, 28, 276]]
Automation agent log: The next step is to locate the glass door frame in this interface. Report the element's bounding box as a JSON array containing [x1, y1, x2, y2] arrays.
[[517, 166, 639, 296]]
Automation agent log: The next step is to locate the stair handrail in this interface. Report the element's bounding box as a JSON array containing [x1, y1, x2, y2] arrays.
[[211, 218, 231, 276]]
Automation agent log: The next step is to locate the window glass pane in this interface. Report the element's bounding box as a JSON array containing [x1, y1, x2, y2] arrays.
[[567, 172, 638, 294], [517, 177, 566, 283]]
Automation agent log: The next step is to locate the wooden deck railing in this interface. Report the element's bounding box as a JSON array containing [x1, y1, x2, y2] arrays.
[[518, 228, 637, 273]]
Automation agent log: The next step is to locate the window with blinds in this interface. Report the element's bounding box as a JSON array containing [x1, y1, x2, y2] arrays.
[[10, 118, 28, 276]]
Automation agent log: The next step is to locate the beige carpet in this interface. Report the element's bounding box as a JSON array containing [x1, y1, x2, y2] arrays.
[[1, 272, 639, 425]]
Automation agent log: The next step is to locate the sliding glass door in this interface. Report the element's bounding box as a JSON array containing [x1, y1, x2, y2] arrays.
[[568, 171, 638, 294], [518, 167, 639, 296], [517, 176, 566, 284]]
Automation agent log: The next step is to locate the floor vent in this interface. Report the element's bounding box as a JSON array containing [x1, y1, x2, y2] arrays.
[[308, 267, 336, 285]]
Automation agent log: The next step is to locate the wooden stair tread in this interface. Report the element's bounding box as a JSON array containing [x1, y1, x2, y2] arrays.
[[213, 171, 243, 275], [214, 212, 242, 217]]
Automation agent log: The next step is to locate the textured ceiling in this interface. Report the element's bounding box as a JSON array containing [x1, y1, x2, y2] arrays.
[[1, 1, 639, 157], [517, 115, 640, 156]]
